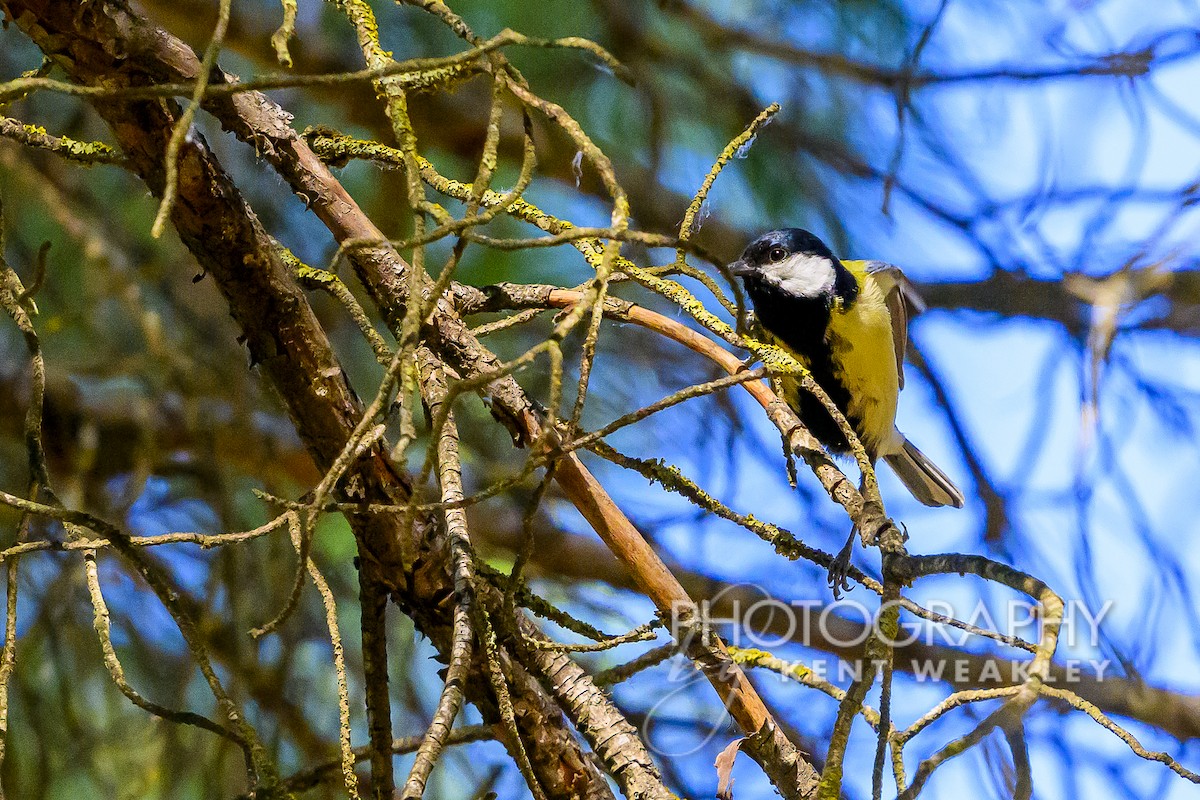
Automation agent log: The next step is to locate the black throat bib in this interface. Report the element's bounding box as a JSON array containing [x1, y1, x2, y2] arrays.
[[744, 275, 861, 453]]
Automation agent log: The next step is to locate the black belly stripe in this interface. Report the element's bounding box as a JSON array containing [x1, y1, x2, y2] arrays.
[[745, 278, 858, 453]]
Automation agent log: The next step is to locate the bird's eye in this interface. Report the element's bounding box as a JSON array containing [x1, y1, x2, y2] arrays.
[[768, 247, 787, 263]]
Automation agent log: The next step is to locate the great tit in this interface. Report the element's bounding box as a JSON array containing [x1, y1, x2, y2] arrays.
[[729, 228, 964, 509]]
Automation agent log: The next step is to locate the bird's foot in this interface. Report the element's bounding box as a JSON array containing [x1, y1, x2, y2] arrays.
[[827, 526, 857, 599]]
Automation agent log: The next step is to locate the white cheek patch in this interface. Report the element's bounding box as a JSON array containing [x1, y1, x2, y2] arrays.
[[761, 253, 837, 297]]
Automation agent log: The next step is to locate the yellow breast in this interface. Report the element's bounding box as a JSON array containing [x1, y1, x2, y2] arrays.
[[767, 262, 901, 458], [826, 261, 901, 456]]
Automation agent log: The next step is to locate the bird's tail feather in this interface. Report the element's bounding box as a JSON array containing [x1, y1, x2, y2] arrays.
[[883, 439, 964, 508]]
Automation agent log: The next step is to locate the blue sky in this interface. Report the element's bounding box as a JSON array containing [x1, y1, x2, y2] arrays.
[[530, 1, 1200, 797], [4, 0, 1198, 797]]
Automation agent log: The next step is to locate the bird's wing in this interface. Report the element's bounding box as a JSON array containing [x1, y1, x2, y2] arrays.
[[860, 260, 927, 390]]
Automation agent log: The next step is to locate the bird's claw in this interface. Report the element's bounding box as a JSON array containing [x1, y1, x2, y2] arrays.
[[826, 526, 857, 599]]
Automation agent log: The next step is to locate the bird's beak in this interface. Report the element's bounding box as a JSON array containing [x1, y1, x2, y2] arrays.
[[728, 259, 754, 277]]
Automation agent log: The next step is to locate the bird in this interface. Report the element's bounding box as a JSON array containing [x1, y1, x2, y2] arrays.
[[728, 228, 963, 572]]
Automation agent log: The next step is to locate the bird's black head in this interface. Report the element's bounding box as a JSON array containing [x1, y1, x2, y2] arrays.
[[728, 228, 856, 304]]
